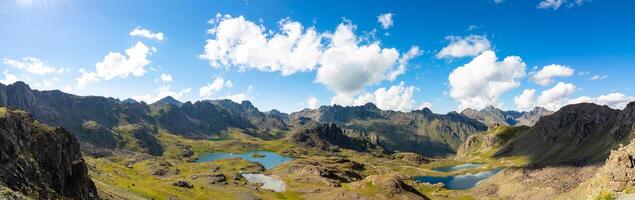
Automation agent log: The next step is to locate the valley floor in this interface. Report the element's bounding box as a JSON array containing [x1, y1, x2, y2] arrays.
[[84, 128, 543, 200]]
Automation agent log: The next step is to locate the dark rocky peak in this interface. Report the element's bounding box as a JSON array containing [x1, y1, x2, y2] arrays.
[[362, 102, 379, 110], [418, 107, 434, 115], [152, 96, 183, 107], [533, 102, 620, 143], [291, 123, 381, 152], [122, 98, 138, 104]]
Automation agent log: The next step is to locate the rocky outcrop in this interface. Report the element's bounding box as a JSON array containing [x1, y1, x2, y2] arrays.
[[598, 138, 635, 192], [0, 107, 98, 199], [350, 174, 429, 200], [282, 157, 365, 187], [390, 152, 431, 165], [291, 123, 382, 152]]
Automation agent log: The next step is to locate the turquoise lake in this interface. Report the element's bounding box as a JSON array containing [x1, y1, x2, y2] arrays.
[[195, 151, 293, 169], [414, 168, 503, 190]]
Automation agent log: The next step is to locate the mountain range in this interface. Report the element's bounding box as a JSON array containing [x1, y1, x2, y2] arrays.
[[0, 82, 560, 157]]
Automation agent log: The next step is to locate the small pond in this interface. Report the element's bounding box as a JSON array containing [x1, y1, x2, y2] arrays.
[[195, 150, 293, 169], [433, 163, 482, 172], [414, 168, 503, 190]]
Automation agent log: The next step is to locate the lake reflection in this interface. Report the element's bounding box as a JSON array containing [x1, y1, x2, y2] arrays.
[[414, 168, 502, 190]]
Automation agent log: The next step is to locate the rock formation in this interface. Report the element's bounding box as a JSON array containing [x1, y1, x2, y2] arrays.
[[0, 107, 98, 199]]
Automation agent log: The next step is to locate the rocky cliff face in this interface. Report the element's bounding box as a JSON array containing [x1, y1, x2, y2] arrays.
[[0, 107, 98, 199], [291, 104, 487, 156], [597, 138, 635, 192], [291, 123, 382, 152]]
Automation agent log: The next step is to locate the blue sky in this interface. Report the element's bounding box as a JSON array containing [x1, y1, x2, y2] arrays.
[[0, 0, 634, 113]]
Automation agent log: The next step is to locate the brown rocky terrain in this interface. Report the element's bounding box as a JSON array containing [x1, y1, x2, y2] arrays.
[[0, 107, 98, 199]]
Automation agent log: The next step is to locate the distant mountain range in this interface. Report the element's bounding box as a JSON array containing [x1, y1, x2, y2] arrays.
[[460, 105, 554, 127], [0, 81, 601, 158]]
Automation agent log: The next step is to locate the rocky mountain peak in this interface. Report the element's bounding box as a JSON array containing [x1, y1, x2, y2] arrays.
[[153, 96, 183, 107], [362, 102, 378, 110]]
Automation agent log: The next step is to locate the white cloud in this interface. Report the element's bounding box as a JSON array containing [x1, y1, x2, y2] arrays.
[[448, 50, 526, 110], [537, 0, 564, 9], [160, 73, 173, 82], [225, 85, 253, 102], [306, 96, 320, 109], [514, 89, 537, 111], [590, 74, 607, 81], [201, 14, 419, 100], [537, 82, 576, 111], [0, 70, 18, 84], [333, 82, 418, 112], [133, 85, 191, 103], [377, 13, 394, 29], [530, 64, 574, 86], [436, 35, 491, 59], [199, 76, 232, 98], [3, 57, 62, 75], [418, 102, 433, 110], [537, 0, 589, 10], [129, 27, 164, 41], [316, 23, 419, 100], [200, 14, 322, 76], [568, 93, 635, 109], [77, 41, 155, 88]]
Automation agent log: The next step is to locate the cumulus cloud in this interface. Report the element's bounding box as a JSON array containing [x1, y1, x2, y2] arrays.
[[129, 27, 164, 41], [316, 23, 419, 100], [436, 35, 491, 59], [306, 96, 320, 109], [3, 57, 67, 75], [568, 93, 635, 109], [77, 41, 155, 88], [133, 85, 191, 103], [199, 76, 233, 98], [530, 64, 574, 86], [0, 70, 18, 84], [201, 14, 420, 100], [200, 14, 322, 76], [537, 0, 589, 10], [537, 82, 576, 111], [160, 73, 173, 82], [333, 82, 418, 112], [377, 13, 394, 29], [514, 89, 537, 111], [448, 50, 526, 110]]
